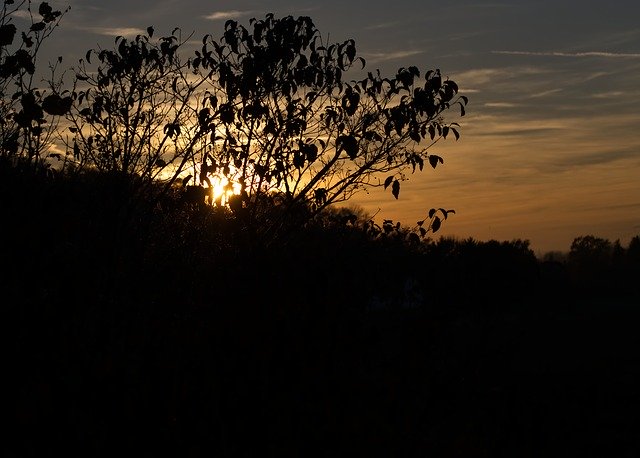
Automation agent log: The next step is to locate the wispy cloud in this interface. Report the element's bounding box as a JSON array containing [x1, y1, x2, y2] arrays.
[[453, 66, 548, 86], [591, 91, 626, 99], [484, 102, 521, 108], [364, 21, 400, 31], [528, 88, 563, 98], [80, 27, 146, 37], [203, 10, 256, 21], [365, 50, 424, 63], [493, 50, 640, 59], [9, 10, 32, 20], [550, 146, 640, 170]]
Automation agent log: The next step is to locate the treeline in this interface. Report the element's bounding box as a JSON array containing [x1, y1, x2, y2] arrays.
[[4, 161, 638, 318]]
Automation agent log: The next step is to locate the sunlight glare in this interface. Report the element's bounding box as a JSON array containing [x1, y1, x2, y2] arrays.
[[209, 173, 242, 206]]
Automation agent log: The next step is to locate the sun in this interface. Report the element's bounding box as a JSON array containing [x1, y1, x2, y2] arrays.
[[208, 173, 242, 206]]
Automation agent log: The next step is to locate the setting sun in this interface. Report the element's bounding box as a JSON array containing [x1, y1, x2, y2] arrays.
[[209, 173, 242, 206]]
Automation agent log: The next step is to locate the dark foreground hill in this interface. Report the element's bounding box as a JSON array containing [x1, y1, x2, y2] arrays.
[[3, 166, 639, 457]]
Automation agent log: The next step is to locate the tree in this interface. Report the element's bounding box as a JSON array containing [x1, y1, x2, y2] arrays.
[[61, 14, 466, 239], [187, 15, 467, 230], [67, 27, 210, 187], [1, 1, 69, 168]]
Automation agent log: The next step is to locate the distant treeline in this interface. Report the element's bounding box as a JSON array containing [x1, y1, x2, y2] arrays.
[[3, 162, 637, 314]]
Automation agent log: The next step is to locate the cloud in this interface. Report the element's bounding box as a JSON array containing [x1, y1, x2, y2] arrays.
[[203, 10, 255, 21], [364, 50, 424, 63], [590, 91, 626, 99], [493, 50, 640, 59], [9, 10, 32, 20], [549, 147, 640, 170], [484, 102, 522, 108], [80, 27, 146, 37], [528, 88, 564, 98], [453, 66, 548, 86], [364, 21, 400, 31]]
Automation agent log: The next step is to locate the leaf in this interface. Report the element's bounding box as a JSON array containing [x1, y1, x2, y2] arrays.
[[383, 176, 393, 190], [22, 31, 34, 48], [336, 134, 358, 159], [428, 124, 435, 140], [38, 2, 54, 18], [391, 179, 400, 199], [432, 216, 441, 233], [428, 208, 436, 218], [428, 155, 443, 169], [0, 24, 17, 47], [417, 220, 424, 226], [30, 22, 46, 33], [147, 26, 154, 38], [42, 94, 72, 116]]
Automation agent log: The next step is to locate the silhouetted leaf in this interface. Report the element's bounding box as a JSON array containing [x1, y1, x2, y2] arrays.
[[0, 24, 17, 46], [42, 94, 72, 116], [391, 179, 400, 199], [428, 155, 443, 169], [30, 22, 46, 33], [432, 216, 441, 233], [21, 31, 33, 47], [147, 26, 154, 38], [384, 176, 393, 190], [38, 2, 53, 18], [336, 134, 358, 159]]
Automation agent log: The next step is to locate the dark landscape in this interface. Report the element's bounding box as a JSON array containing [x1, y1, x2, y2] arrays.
[[3, 2, 640, 457], [3, 163, 639, 457]]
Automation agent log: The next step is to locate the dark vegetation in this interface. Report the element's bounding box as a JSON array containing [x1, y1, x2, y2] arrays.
[[3, 2, 640, 457], [4, 163, 640, 458]]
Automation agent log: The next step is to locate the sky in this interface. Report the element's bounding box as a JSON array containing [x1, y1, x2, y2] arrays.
[[16, 0, 640, 253]]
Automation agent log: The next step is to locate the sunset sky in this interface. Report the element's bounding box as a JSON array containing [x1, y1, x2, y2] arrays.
[[20, 0, 640, 253]]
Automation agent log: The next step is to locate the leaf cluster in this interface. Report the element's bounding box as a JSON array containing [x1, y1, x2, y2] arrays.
[[1, 1, 68, 165]]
